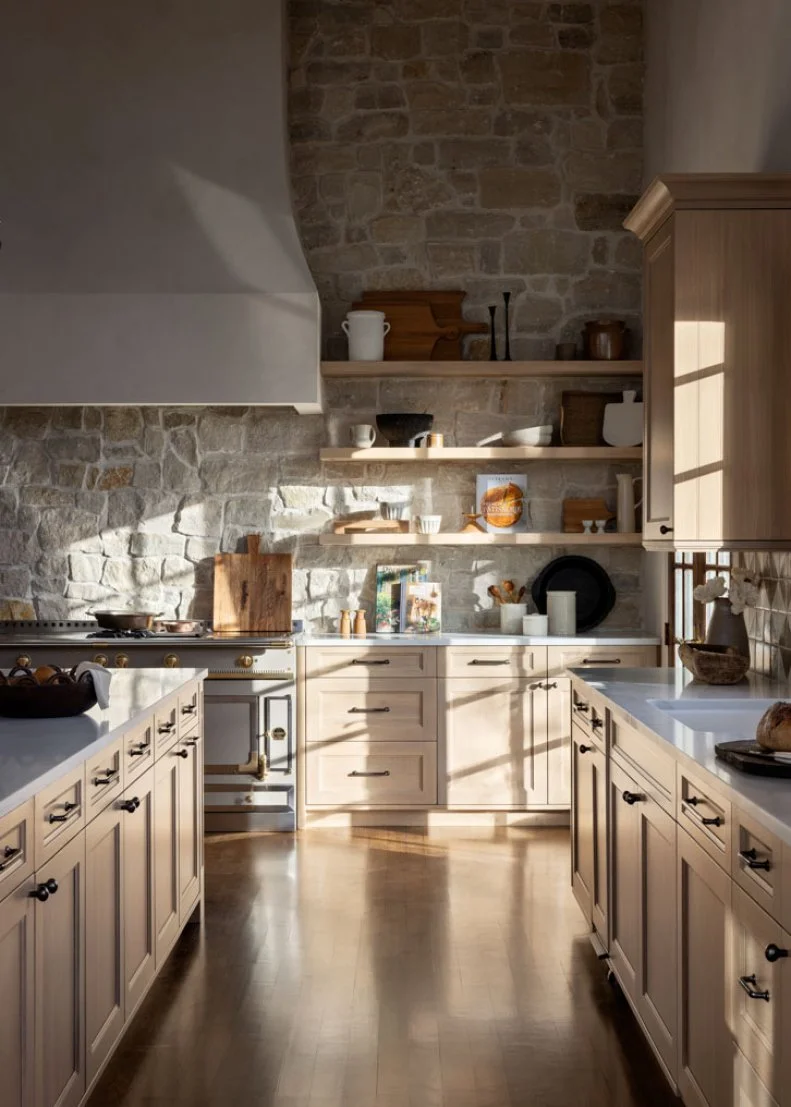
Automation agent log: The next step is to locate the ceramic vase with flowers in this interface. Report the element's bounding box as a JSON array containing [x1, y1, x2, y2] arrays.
[[693, 568, 760, 659]]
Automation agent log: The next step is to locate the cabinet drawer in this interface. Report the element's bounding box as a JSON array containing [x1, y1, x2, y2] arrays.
[[611, 713, 675, 812], [733, 808, 784, 924], [124, 716, 155, 783], [178, 682, 201, 736], [440, 646, 546, 679], [677, 763, 731, 869], [306, 741, 437, 806], [306, 646, 435, 679], [35, 763, 86, 866], [549, 645, 658, 673], [154, 697, 179, 757], [0, 800, 34, 902], [85, 737, 124, 819], [306, 679, 437, 743]]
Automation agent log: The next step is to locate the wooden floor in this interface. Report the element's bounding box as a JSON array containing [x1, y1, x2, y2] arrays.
[[87, 829, 677, 1107]]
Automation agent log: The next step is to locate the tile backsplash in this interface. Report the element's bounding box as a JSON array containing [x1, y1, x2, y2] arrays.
[[738, 551, 791, 679]]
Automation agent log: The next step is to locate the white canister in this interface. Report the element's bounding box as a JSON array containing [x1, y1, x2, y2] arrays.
[[500, 603, 527, 634], [546, 591, 576, 636], [341, 310, 391, 361], [522, 613, 549, 636]]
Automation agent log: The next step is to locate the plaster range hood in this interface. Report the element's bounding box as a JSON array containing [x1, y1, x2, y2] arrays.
[[0, 0, 322, 413]]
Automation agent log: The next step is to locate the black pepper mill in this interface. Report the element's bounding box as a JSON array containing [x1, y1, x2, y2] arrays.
[[488, 304, 498, 361], [502, 291, 512, 361]]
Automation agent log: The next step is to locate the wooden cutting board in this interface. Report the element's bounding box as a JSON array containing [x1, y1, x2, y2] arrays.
[[213, 535, 292, 633], [562, 498, 614, 533]]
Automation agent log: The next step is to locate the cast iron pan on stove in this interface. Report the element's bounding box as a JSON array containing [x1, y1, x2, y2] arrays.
[[531, 555, 616, 633]]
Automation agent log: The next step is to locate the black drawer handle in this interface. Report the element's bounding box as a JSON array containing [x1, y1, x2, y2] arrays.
[[351, 658, 390, 666], [766, 944, 789, 963], [349, 706, 390, 714], [543, 681, 558, 690], [0, 846, 21, 872], [184, 735, 201, 745], [622, 791, 646, 805], [579, 744, 592, 754], [348, 770, 390, 777], [659, 525, 673, 535], [582, 658, 621, 665], [174, 749, 189, 758], [739, 974, 770, 1001], [181, 704, 197, 715], [740, 848, 772, 872], [158, 721, 176, 734], [93, 767, 118, 786], [129, 742, 149, 757], [119, 797, 140, 814], [701, 815, 722, 827], [48, 802, 78, 824], [686, 796, 701, 806], [591, 717, 603, 729], [574, 703, 589, 713], [469, 659, 509, 666]]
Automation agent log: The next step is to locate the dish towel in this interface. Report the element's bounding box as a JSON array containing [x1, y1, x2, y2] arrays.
[[74, 662, 113, 710]]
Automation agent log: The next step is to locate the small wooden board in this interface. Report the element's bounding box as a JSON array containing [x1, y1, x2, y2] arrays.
[[213, 535, 292, 634], [333, 519, 410, 534], [562, 498, 614, 533]]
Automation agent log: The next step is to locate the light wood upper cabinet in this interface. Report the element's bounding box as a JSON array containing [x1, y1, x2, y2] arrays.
[[626, 174, 791, 550], [0, 885, 35, 1107]]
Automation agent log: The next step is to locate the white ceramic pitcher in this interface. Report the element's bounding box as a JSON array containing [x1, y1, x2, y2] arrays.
[[615, 473, 643, 533], [342, 310, 391, 361]]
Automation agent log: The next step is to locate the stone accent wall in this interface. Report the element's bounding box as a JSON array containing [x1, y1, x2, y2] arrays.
[[0, 384, 644, 632], [289, 0, 644, 358], [737, 552, 791, 680]]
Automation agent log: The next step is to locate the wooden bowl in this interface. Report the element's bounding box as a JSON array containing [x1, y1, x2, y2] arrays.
[[0, 667, 98, 718], [678, 642, 750, 685]]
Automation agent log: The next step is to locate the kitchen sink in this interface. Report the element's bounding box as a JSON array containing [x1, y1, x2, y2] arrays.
[[647, 698, 778, 735]]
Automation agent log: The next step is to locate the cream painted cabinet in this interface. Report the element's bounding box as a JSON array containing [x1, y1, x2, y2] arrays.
[[153, 753, 180, 966], [0, 885, 35, 1107], [35, 831, 86, 1107], [121, 769, 156, 1018], [85, 802, 124, 1086], [609, 759, 678, 1081], [441, 677, 548, 807], [626, 175, 791, 550], [176, 733, 202, 924], [571, 724, 607, 946], [677, 826, 733, 1107]]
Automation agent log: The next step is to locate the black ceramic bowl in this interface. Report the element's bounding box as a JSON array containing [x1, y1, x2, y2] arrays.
[[376, 412, 434, 447]]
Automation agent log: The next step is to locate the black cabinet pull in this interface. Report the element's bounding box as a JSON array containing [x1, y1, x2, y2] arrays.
[[348, 770, 390, 777], [659, 525, 673, 534], [543, 681, 558, 690], [0, 846, 21, 872], [184, 735, 200, 745], [120, 798, 140, 814], [579, 744, 592, 754], [158, 721, 175, 734], [469, 659, 509, 666], [740, 848, 772, 872], [765, 944, 789, 963], [181, 704, 197, 715], [582, 658, 621, 665], [349, 706, 390, 714], [31, 877, 59, 902], [701, 815, 722, 827], [574, 703, 589, 713], [174, 749, 189, 758], [686, 796, 701, 806], [351, 658, 390, 666], [129, 742, 148, 757], [739, 974, 770, 1001], [48, 802, 77, 824], [622, 791, 646, 805], [93, 767, 118, 786], [591, 717, 603, 729]]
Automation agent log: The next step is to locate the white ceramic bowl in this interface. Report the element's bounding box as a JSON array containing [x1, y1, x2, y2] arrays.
[[416, 514, 442, 534], [502, 425, 554, 447], [381, 501, 410, 520]]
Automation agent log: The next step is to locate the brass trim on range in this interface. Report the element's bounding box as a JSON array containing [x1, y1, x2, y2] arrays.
[[205, 671, 295, 681]]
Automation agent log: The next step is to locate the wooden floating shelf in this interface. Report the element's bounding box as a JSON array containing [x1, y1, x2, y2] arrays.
[[319, 532, 644, 547], [321, 359, 644, 379], [321, 446, 642, 462]]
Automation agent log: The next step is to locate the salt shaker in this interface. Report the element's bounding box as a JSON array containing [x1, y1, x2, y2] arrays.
[[353, 610, 367, 636], [339, 610, 351, 638]]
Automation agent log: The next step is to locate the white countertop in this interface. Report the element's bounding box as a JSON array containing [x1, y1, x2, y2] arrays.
[[0, 668, 207, 819], [572, 668, 791, 845], [302, 631, 660, 647]]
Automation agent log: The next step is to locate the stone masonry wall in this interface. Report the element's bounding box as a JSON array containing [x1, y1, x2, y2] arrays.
[[289, 0, 644, 358], [0, 382, 644, 632]]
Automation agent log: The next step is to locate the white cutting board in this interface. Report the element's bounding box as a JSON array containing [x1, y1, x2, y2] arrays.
[[602, 390, 643, 446]]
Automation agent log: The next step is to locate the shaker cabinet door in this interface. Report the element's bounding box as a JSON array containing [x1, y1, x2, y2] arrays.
[[85, 802, 124, 1086], [0, 886, 35, 1107], [122, 769, 156, 1018]]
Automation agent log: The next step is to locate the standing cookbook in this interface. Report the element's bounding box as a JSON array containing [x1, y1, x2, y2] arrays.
[[375, 563, 429, 633], [399, 581, 442, 635]]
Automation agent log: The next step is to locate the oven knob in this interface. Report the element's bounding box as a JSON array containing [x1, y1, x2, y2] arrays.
[[115, 653, 130, 669], [237, 654, 254, 670], [164, 654, 180, 669], [93, 654, 109, 668], [16, 655, 31, 669]]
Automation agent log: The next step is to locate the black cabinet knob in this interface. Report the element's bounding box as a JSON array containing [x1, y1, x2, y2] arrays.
[[45, 878, 58, 895], [659, 525, 673, 534], [174, 749, 189, 758], [766, 944, 789, 963], [120, 798, 140, 814], [622, 791, 646, 805], [591, 718, 603, 729], [579, 744, 592, 754], [30, 883, 50, 902]]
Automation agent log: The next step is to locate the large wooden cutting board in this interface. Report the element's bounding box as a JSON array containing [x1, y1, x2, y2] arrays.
[[213, 536, 292, 634]]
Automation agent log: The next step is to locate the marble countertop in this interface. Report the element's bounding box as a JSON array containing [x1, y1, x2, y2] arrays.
[[0, 668, 207, 820], [302, 631, 661, 647], [572, 667, 791, 844]]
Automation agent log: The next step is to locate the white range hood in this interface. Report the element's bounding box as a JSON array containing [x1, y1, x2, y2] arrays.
[[0, 0, 321, 412]]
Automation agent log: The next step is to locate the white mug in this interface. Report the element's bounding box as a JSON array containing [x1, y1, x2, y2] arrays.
[[342, 310, 391, 361], [349, 424, 376, 449]]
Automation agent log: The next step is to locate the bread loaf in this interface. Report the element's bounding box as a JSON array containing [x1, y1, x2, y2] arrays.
[[756, 701, 791, 751]]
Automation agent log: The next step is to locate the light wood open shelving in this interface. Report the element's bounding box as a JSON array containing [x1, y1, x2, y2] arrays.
[[321, 446, 642, 462], [319, 532, 643, 547], [321, 359, 643, 379]]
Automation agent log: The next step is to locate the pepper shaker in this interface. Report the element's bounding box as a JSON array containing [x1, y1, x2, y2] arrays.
[[353, 609, 367, 636], [340, 610, 351, 638]]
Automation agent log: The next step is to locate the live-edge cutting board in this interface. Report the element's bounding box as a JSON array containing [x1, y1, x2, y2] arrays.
[[213, 535, 292, 633]]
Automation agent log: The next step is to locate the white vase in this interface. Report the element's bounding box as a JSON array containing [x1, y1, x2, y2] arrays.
[[500, 604, 527, 634], [615, 473, 643, 533], [342, 310, 391, 361]]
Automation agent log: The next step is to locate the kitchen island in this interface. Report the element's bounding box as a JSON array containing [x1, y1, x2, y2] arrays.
[[569, 667, 791, 1107], [0, 667, 206, 1107]]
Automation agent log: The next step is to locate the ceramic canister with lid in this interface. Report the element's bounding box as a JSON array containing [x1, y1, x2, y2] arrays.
[[546, 591, 576, 635]]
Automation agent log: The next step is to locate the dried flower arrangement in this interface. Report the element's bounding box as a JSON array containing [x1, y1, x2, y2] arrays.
[[693, 567, 760, 615]]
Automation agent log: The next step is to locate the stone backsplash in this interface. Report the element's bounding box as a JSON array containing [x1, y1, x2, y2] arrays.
[[289, 0, 644, 359], [0, 379, 645, 633]]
